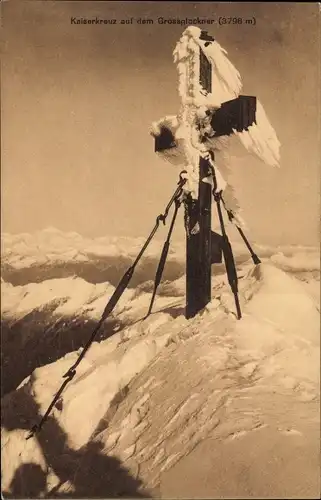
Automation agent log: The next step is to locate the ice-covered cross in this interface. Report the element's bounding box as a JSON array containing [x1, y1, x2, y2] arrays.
[[151, 26, 280, 318], [152, 26, 280, 202]]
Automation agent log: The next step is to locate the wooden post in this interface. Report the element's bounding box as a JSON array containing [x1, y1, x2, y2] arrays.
[[185, 44, 213, 319]]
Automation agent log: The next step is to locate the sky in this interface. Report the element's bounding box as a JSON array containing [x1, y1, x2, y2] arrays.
[[2, 1, 320, 246]]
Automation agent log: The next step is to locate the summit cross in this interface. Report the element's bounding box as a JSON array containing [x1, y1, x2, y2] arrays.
[[153, 27, 262, 318]]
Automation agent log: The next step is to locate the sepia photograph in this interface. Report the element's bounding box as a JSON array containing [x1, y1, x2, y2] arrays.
[[1, 1, 320, 498]]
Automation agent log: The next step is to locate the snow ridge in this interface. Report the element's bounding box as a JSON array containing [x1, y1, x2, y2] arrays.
[[2, 250, 320, 496]]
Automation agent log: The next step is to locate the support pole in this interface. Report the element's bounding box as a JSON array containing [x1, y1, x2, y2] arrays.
[[185, 44, 213, 319]]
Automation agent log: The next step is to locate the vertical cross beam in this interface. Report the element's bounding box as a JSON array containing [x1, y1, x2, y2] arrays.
[[185, 44, 213, 319]]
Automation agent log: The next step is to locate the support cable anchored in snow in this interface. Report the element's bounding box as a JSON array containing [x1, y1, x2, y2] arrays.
[[213, 190, 242, 319], [220, 196, 261, 266], [208, 162, 261, 268], [26, 172, 187, 440], [145, 196, 182, 319]]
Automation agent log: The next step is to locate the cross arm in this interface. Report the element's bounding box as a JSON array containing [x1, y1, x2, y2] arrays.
[[210, 95, 256, 137], [152, 95, 257, 157]]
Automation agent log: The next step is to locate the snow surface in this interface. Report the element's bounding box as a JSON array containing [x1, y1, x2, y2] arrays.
[[1, 229, 320, 498]]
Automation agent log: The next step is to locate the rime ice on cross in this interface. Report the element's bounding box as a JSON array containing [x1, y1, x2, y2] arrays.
[[152, 26, 280, 318]]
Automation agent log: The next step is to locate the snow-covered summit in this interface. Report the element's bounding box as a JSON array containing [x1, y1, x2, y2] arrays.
[[1, 229, 320, 498]]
